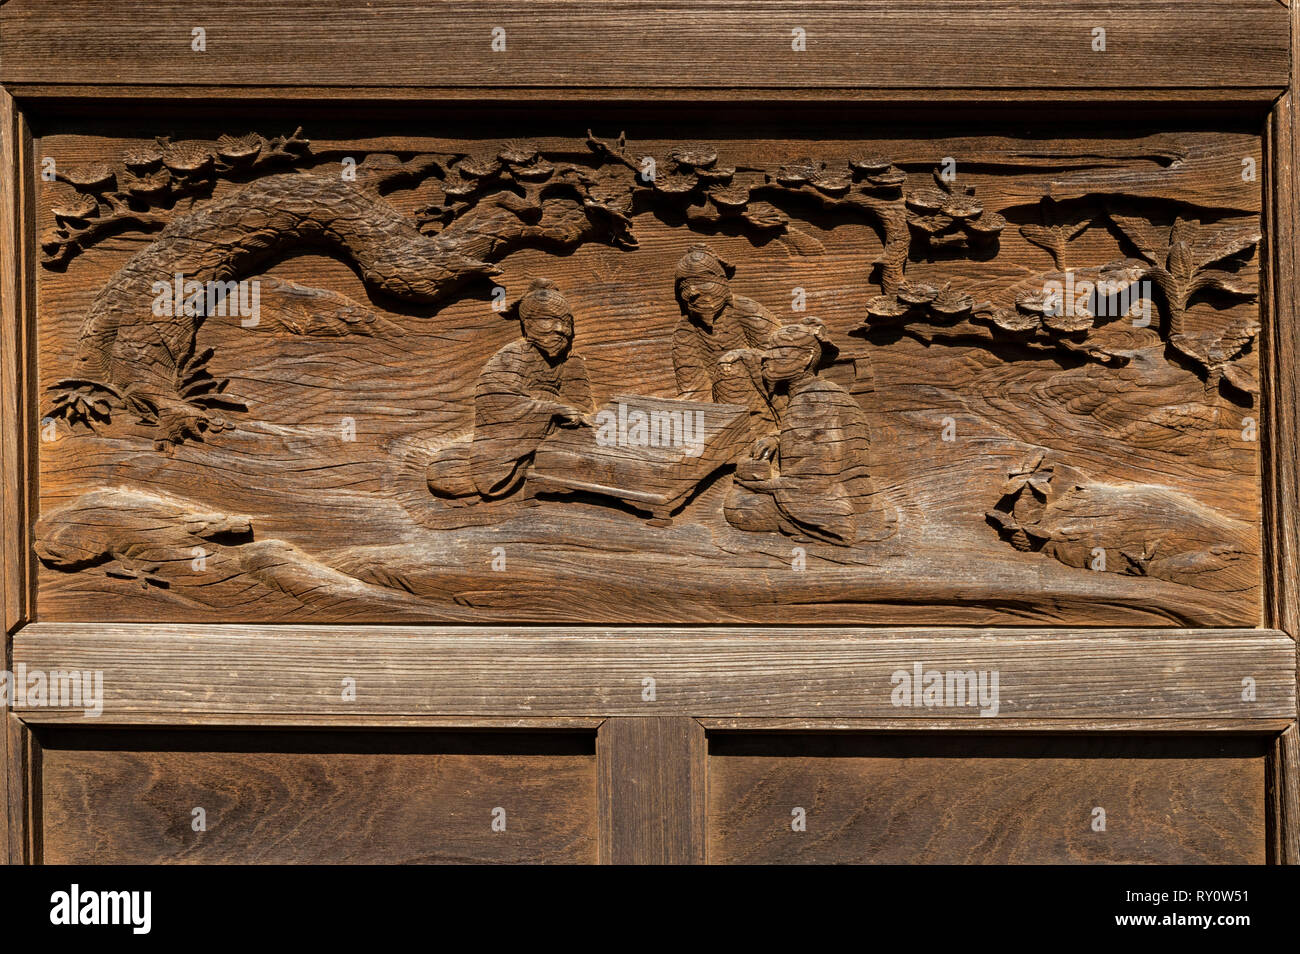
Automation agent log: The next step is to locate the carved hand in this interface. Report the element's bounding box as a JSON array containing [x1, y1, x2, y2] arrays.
[[553, 404, 590, 427], [751, 436, 780, 461]]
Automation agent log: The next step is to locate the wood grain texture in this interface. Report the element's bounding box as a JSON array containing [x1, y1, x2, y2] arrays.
[[6, 715, 34, 864], [597, 717, 705, 863], [1267, 723, 1300, 864], [37, 727, 597, 864], [1259, 0, 1300, 862], [708, 733, 1269, 864], [0, 2, 1287, 95], [0, 87, 10, 864], [29, 122, 1266, 627], [1, 0, 1297, 868], [698, 717, 1297, 733], [11, 624, 1295, 722], [1264, 50, 1300, 644], [0, 85, 36, 864]]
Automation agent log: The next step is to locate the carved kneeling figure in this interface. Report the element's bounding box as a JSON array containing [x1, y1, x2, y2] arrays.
[[427, 278, 593, 502], [724, 320, 875, 546]]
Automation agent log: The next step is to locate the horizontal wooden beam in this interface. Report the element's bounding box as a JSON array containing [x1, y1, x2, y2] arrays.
[[0, 2, 1288, 96], [9, 625, 1295, 724]]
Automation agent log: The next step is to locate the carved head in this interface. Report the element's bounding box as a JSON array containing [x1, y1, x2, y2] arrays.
[[761, 319, 838, 385], [518, 278, 575, 360], [675, 243, 735, 328]]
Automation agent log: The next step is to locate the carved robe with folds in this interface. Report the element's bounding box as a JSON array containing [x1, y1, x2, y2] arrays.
[[672, 294, 780, 431], [725, 375, 873, 545], [427, 338, 593, 499]]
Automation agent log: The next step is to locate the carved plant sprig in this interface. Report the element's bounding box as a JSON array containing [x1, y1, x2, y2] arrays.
[[1020, 196, 1092, 269], [1106, 211, 1260, 395], [46, 379, 125, 429], [1106, 212, 1259, 337], [905, 167, 1006, 255]]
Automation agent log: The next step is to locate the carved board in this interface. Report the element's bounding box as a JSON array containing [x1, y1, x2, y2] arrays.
[[33, 119, 1264, 626]]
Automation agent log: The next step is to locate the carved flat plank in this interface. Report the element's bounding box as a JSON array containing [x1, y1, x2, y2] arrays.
[[11, 625, 1294, 723], [0, 2, 1287, 96]]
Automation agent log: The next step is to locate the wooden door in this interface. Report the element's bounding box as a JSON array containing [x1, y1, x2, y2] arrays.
[[1, 1, 1297, 865]]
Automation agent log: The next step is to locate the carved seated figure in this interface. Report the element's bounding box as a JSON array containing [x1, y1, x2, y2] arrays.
[[426, 278, 594, 502], [672, 243, 780, 440], [724, 320, 874, 546]]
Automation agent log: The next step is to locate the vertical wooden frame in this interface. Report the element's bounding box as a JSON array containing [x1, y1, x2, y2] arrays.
[[0, 1, 1297, 864], [1260, 0, 1300, 867], [1, 81, 37, 864]]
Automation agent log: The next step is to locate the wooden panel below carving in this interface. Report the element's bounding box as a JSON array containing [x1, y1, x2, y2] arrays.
[[707, 734, 1269, 864], [12, 625, 1294, 723], [37, 728, 597, 864]]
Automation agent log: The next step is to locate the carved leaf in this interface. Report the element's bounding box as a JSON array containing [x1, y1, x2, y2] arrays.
[[1222, 359, 1259, 395], [1107, 212, 1170, 266], [1191, 224, 1260, 269], [1188, 268, 1256, 299]]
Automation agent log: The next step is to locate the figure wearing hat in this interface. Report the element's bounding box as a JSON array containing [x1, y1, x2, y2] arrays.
[[724, 319, 875, 546], [427, 278, 594, 501], [672, 243, 781, 436]]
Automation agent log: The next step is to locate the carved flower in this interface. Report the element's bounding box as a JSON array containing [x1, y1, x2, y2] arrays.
[[905, 187, 948, 214], [216, 133, 264, 162], [708, 185, 750, 212], [940, 195, 983, 220], [908, 214, 952, 235], [812, 174, 852, 197], [930, 286, 974, 319], [865, 294, 910, 322], [51, 192, 99, 224], [61, 164, 115, 191], [122, 146, 163, 172], [897, 282, 939, 306], [441, 175, 477, 197], [123, 168, 171, 199], [849, 155, 892, 176], [162, 142, 214, 174], [669, 145, 718, 170], [458, 154, 501, 178], [654, 172, 698, 195], [695, 165, 734, 183], [774, 160, 821, 186], [967, 211, 1006, 236], [1041, 305, 1094, 334], [1019, 289, 1092, 333], [987, 306, 1039, 334], [862, 167, 906, 189], [742, 201, 787, 230], [498, 140, 539, 164], [1015, 290, 1055, 315], [510, 158, 555, 181]]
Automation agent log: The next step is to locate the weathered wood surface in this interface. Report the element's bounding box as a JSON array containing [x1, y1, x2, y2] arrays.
[[707, 733, 1268, 864], [0, 85, 35, 865], [0, 2, 1287, 96], [11, 625, 1294, 722], [1264, 7, 1300, 642], [29, 124, 1266, 626], [1268, 723, 1300, 865], [597, 717, 705, 864], [37, 727, 597, 864]]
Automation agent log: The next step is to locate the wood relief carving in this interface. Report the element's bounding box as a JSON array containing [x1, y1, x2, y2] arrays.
[[33, 125, 1264, 625]]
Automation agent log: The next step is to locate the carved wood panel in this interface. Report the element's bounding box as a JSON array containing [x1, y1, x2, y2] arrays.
[[4, 0, 1298, 871], [30, 118, 1266, 627]]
